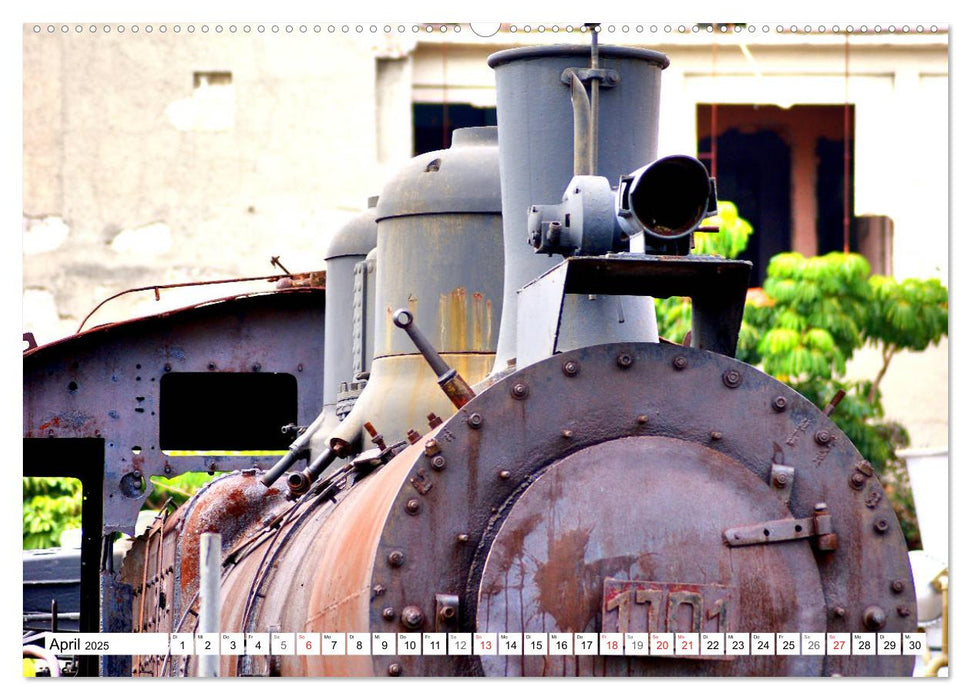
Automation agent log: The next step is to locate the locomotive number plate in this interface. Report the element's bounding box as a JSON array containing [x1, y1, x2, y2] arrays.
[[602, 578, 738, 659]]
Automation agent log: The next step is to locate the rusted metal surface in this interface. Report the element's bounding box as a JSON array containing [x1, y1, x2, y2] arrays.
[[325, 353, 494, 470], [373, 127, 503, 360], [120, 470, 290, 676], [174, 472, 289, 612], [125, 341, 916, 677], [364, 342, 914, 676], [23, 288, 326, 535], [475, 437, 824, 676]]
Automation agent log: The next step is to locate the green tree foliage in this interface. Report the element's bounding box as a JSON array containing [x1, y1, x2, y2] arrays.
[[656, 203, 948, 549], [22, 477, 83, 549]]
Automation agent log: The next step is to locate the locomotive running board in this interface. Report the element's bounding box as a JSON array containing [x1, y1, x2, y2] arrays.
[[515, 254, 751, 368]]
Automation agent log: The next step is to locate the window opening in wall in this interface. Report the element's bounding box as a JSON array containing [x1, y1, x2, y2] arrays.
[[697, 104, 858, 285], [159, 372, 297, 454], [193, 71, 232, 89], [413, 103, 497, 155]]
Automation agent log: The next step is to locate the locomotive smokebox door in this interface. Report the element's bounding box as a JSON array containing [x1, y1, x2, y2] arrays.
[[476, 437, 825, 676]]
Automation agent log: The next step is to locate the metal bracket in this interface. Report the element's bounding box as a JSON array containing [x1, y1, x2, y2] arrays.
[[560, 67, 621, 87], [435, 594, 459, 632], [724, 517, 813, 547], [515, 254, 752, 367], [723, 503, 837, 551], [769, 464, 794, 506]]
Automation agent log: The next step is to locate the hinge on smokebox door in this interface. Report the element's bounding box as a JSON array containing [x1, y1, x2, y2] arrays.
[[723, 502, 838, 552]]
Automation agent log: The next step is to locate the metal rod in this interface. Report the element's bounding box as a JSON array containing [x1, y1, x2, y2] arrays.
[[392, 308, 451, 377], [76, 272, 300, 333], [843, 32, 851, 253], [570, 73, 593, 176], [710, 43, 718, 179], [198, 533, 221, 678], [260, 410, 327, 486], [286, 446, 338, 498], [589, 24, 600, 174], [260, 449, 304, 487], [393, 308, 476, 408]]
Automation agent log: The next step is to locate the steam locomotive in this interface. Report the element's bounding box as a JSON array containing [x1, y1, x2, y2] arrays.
[[23, 34, 917, 677]]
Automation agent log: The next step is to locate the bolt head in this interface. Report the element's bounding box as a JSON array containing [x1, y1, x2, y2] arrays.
[[897, 605, 912, 618], [772, 396, 787, 411], [373, 584, 386, 596], [511, 383, 529, 399], [562, 360, 580, 377], [405, 498, 421, 515], [710, 431, 723, 440], [467, 413, 483, 429], [773, 472, 789, 487], [439, 605, 456, 621], [498, 470, 511, 480], [561, 429, 573, 438], [873, 518, 890, 534], [833, 606, 846, 618], [891, 580, 906, 594], [387, 663, 402, 676], [401, 605, 425, 630], [430, 454, 447, 471], [382, 607, 396, 621], [722, 369, 742, 388], [672, 355, 688, 370], [388, 550, 405, 567], [457, 533, 470, 543], [863, 605, 887, 630], [850, 472, 867, 489], [636, 414, 648, 424], [616, 353, 633, 368], [815, 430, 832, 445]]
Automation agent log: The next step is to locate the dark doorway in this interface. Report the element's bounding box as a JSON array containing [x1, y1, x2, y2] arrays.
[[698, 128, 792, 285], [816, 137, 856, 254], [23, 438, 106, 676]]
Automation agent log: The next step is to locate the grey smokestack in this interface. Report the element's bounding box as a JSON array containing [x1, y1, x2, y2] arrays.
[[488, 45, 670, 371]]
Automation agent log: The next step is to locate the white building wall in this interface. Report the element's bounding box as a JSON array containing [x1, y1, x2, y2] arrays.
[[22, 28, 397, 342]]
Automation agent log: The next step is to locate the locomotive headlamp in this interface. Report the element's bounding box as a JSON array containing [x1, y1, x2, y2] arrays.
[[617, 155, 717, 255], [527, 155, 717, 258]]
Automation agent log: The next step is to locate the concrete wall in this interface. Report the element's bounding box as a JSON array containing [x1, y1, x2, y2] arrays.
[[22, 27, 415, 342]]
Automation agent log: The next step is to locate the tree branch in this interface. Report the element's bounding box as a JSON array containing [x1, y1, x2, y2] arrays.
[[868, 343, 896, 404]]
